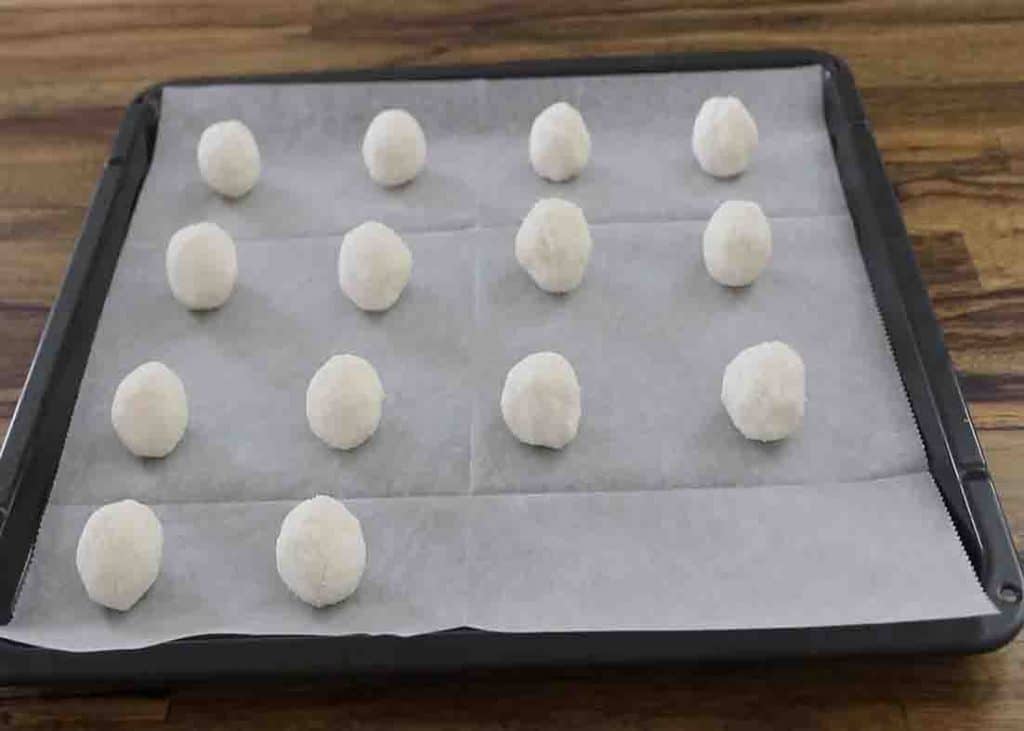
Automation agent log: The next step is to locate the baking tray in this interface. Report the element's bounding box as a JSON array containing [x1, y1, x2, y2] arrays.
[[0, 49, 1020, 684]]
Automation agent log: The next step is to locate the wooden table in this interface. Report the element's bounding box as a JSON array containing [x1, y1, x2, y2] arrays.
[[2, 2, 1023, 727]]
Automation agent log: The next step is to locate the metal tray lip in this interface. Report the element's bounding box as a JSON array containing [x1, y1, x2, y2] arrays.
[[0, 616, 1014, 686], [0, 48, 1019, 682], [136, 48, 853, 99]]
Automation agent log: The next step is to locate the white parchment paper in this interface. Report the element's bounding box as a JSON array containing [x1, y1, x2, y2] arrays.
[[0, 66, 994, 652]]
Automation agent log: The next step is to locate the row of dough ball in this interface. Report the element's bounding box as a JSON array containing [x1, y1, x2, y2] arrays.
[[161, 213, 573, 323], [108, 349, 572, 459], [500, 341, 806, 448], [109, 356, 381, 457], [195, 95, 759, 200], [112, 330, 804, 466], [163, 220, 416, 314], [339, 199, 598, 305], [87, 339, 804, 612], [76, 494, 365, 611], [163, 198, 592, 318], [166, 193, 768, 319]]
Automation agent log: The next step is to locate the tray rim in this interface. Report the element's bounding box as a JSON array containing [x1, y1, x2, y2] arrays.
[[0, 48, 1020, 684]]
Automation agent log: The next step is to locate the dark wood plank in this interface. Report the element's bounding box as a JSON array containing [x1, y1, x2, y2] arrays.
[[0, 695, 168, 726]]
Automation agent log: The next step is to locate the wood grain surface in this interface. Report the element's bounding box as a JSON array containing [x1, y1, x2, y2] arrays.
[[2, 1, 1024, 728]]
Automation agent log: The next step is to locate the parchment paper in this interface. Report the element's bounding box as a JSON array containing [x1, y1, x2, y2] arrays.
[[4, 474, 989, 652], [0, 65, 994, 652]]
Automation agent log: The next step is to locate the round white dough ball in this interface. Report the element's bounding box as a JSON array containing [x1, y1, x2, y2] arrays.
[[276, 495, 366, 608], [362, 109, 427, 187], [306, 355, 384, 450], [111, 362, 188, 458], [515, 198, 593, 293], [76, 499, 163, 611], [692, 97, 759, 178], [197, 119, 261, 198], [702, 200, 772, 287], [501, 352, 581, 449], [165, 222, 238, 310], [721, 341, 805, 442], [529, 101, 591, 182], [338, 221, 413, 312]]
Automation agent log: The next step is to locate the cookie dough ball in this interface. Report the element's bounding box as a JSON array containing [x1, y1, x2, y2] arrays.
[[165, 222, 238, 310], [515, 198, 593, 293], [338, 221, 413, 312], [692, 97, 758, 178], [702, 201, 772, 287], [501, 352, 581, 449], [76, 500, 163, 611], [197, 120, 261, 198], [111, 362, 188, 458], [307, 355, 384, 450], [276, 495, 367, 608], [362, 109, 427, 187], [529, 101, 591, 182], [721, 341, 805, 442]]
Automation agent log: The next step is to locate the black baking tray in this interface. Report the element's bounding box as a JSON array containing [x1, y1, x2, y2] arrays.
[[0, 49, 1020, 684]]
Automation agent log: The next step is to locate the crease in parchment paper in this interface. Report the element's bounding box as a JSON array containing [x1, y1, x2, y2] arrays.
[[0, 66, 995, 652]]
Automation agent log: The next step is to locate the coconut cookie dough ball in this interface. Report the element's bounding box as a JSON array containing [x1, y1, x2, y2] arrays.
[[692, 97, 758, 178], [362, 109, 427, 187], [702, 200, 772, 287], [721, 341, 805, 442], [197, 120, 261, 198], [111, 362, 188, 458], [529, 101, 591, 182], [307, 355, 384, 450], [76, 499, 163, 611], [276, 495, 367, 608], [515, 198, 593, 293], [338, 221, 413, 312], [501, 352, 581, 449], [166, 222, 238, 310]]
